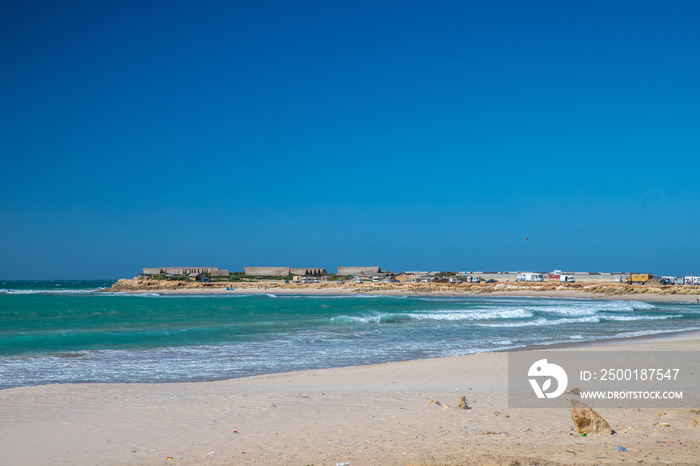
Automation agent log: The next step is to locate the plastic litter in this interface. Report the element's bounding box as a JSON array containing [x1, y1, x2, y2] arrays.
[[336, 463, 350, 466], [616, 445, 628, 452]]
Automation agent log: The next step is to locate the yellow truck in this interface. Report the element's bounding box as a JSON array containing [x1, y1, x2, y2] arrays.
[[626, 273, 651, 284]]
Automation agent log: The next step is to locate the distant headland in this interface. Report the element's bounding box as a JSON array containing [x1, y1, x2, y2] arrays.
[[105, 266, 700, 302]]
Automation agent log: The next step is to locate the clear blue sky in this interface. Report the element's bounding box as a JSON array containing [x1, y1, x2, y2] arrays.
[[1, 1, 699, 279]]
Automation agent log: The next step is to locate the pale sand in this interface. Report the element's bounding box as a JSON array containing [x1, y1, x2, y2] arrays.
[[2, 333, 699, 465]]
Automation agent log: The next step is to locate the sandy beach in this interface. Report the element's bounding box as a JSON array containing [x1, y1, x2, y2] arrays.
[[2, 330, 698, 465]]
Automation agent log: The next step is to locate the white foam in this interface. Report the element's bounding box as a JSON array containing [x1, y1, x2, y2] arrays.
[[330, 308, 534, 324], [331, 313, 389, 324], [0, 289, 98, 295], [409, 308, 534, 321], [476, 316, 600, 328], [599, 314, 681, 321]]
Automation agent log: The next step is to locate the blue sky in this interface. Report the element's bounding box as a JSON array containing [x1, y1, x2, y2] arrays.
[[1, 1, 699, 279]]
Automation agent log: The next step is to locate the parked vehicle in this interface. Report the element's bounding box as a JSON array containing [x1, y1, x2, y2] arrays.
[[627, 273, 651, 285], [684, 276, 700, 285], [660, 276, 677, 285], [560, 275, 575, 283], [517, 272, 544, 282], [486, 279, 498, 283]]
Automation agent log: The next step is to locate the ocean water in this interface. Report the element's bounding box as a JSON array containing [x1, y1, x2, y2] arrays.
[[1, 280, 699, 389]]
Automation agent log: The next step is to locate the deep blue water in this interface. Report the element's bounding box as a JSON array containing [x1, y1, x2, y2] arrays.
[[1, 280, 699, 389]]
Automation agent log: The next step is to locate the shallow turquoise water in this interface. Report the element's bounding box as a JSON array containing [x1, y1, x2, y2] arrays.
[[1, 280, 699, 388]]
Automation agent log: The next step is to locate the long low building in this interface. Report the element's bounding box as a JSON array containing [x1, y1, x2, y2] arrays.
[[244, 267, 291, 276], [244, 267, 329, 276], [337, 266, 381, 276], [142, 267, 224, 276]]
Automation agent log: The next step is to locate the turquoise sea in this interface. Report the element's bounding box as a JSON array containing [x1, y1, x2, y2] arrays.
[[1, 280, 700, 389]]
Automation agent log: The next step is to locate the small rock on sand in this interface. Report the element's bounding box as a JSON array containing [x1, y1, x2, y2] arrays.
[[457, 395, 470, 409], [570, 399, 612, 435]]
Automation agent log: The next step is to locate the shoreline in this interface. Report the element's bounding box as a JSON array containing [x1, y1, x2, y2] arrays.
[[504, 327, 700, 353], [2, 330, 698, 465], [3, 327, 699, 392]]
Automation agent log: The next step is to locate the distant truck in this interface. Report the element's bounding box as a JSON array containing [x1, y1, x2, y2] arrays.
[[684, 276, 700, 285], [626, 273, 652, 285], [660, 276, 678, 285], [517, 272, 544, 282], [560, 275, 575, 283]]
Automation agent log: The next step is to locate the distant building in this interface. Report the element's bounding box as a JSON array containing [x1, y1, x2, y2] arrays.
[[244, 267, 327, 277], [141, 267, 222, 277], [290, 268, 326, 276], [397, 272, 429, 283], [337, 266, 381, 276], [244, 267, 291, 276]]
